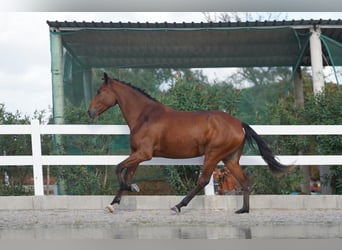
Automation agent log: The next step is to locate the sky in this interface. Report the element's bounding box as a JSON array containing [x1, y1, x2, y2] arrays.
[[0, 12, 341, 117]]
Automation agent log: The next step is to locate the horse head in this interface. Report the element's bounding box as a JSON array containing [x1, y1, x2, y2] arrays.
[[88, 73, 118, 119]]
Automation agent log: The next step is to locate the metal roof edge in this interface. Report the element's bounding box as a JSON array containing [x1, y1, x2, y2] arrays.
[[47, 19, 342, 32]]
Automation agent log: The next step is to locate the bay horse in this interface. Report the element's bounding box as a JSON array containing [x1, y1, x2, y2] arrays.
[[88, 73, 293, 214]]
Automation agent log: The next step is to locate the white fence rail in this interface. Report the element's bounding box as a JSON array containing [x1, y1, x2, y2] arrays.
[[1, 120, 342, 196]]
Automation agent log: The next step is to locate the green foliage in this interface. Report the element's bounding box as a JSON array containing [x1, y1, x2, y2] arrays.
[[162, 165, 201, 195], [0, 183, 33, 196], [230, 67, 292, 87], [302, 85, 342, 125], [237, 81, 289, 124], [246, 82, 342, 194], [0, 104, 49, 195], [331, 166, 342, 194], [246, 166, 303, 194], [57, 166, 100, 195], [301, 86, 342, 194], [161, 80, 240, 114], [233, 72, 312, 194], [0, 104, 32, 155]]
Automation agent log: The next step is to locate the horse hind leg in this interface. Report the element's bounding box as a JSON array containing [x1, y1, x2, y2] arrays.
[[223, 151, 251, 214]]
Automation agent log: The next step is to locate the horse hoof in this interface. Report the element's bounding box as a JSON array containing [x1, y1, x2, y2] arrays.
[[131, 183, 140, 192], [235, 208, 249, 214], [105, 204, 114, 213], [171, 206, 180, 214]]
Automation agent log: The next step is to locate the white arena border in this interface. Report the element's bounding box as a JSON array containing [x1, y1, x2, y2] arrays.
[[0, 195, 341, 211]]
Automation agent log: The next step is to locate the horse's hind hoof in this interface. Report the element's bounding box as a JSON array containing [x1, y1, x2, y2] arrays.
[[105, 204, 114, 213], [131, 183, 140, 192], [235, 208, 249, 214], [171, 206, 181, 214]]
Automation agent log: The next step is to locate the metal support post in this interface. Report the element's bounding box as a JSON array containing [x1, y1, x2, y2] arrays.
[[83, 69, 93, 108], [49, 30, 64, 124]]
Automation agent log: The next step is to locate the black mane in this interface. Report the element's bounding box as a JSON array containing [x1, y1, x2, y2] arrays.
[[102, 73, 158, 102], [113, 78, 158, 102], [120, 79, 158, 102]]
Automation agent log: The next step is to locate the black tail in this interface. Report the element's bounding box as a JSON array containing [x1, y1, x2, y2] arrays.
[[242, 122, 293, 175]]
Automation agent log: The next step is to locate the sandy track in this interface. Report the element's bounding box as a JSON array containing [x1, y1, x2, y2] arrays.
[[1, 208, 342, 228]]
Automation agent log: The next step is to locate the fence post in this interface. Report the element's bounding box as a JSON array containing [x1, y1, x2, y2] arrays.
[[205, 174, 215, 195], [31, 119, 44, 195]]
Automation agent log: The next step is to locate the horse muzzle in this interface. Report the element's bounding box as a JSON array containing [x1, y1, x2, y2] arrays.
[[88, 108, 97, 119]]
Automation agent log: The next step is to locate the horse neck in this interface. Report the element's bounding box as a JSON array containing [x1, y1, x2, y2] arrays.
[[111, 81, 160, 130]]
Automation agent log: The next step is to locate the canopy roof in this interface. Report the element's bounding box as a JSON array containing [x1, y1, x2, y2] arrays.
[[47, 19, 342, 68]]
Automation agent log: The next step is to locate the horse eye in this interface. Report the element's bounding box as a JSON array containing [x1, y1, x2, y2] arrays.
[[97, 90, 101, 95]]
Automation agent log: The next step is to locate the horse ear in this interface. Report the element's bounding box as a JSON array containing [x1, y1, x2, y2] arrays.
[[102, 73, 110, 83]]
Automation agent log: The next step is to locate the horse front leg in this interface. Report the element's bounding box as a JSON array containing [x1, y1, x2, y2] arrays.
[[171, 160, 217, 214], [110, 164, 139, 204], [106, 153, 148, 213], [116, 162, 139, 192], [171, 180, 209, 214]]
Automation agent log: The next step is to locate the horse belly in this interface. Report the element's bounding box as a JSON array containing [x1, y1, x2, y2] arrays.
[[154, 130, 206, 158]]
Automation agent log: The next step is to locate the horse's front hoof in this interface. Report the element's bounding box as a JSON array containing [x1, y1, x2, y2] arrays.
[[105, 204, 114, 213], [235, 208, 249, 214], [171, 206, 181, 214], [131, 183, 140, 192]]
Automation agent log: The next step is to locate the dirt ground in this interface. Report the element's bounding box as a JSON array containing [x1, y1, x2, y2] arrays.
[[1, 208, 342, 228]]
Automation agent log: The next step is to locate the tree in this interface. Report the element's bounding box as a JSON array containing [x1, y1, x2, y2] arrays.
[[203, 12, 287, 23]]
